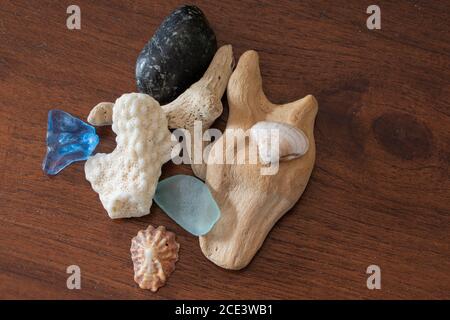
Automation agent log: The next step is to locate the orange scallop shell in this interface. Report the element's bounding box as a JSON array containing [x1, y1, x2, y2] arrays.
[[130, 225, 180, 292]]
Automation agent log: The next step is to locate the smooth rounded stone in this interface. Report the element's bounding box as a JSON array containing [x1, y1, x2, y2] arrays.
[[136, 5, 217, 104], [154, 175, 220, 236], [43, 110, 99, 175]]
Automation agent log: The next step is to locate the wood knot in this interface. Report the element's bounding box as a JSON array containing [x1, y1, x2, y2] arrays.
[[372, 112, 432, 160]]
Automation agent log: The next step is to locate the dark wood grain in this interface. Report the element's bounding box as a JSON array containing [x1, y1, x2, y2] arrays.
[[0, 0, 449, 299]]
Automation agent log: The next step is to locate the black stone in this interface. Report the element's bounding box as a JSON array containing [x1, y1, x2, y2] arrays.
[[136, 5, 217, 104]]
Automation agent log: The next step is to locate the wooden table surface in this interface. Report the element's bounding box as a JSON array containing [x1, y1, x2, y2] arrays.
[[0, 0, 449, 299]]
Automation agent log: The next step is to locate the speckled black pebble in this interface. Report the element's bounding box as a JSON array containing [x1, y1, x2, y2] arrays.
[[136, 5, 217, 104]]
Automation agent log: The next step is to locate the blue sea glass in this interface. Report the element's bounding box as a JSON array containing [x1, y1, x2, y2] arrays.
[[43, 110, 99, 175], [154, 175, 221, 236]]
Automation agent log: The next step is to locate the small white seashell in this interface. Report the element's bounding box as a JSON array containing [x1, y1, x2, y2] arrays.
[[250, 121, 309, 165], [130, 225, 180, 292]]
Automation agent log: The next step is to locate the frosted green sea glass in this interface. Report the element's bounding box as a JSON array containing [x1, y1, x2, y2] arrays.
[[154, 175, 220, 236]]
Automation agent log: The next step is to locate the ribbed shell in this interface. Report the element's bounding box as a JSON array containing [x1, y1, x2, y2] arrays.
[[130, 225, 179, 292]]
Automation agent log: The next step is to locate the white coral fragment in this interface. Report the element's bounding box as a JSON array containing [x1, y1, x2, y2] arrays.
[[162, 45, 234, 131], [85, 93, 172, 219], [86, 45, 234, 131], [87, 102, 113, 126]]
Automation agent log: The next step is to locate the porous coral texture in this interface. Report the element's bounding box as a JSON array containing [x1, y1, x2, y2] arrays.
[[85, 93, 172, 219]]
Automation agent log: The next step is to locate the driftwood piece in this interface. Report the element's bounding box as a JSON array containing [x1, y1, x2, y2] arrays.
[[199, 50, 318, 270]]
